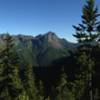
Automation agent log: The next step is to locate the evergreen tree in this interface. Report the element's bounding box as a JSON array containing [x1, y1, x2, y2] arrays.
[[0, 34, 24, 100], [74, 50, 94, 100], [73, 0, 100, 42], [73, 0, 100, 99], [54, 68, 74, 100], [23, 63, 37, 100], [36, 80, 45, 100]]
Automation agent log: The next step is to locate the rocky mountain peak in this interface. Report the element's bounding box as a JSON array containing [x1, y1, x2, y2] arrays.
[[44, 32, 58, 40], [43, 32, 63, 49]]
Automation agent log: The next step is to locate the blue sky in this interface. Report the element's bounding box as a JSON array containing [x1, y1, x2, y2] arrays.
[[0, 0, 100, 42]]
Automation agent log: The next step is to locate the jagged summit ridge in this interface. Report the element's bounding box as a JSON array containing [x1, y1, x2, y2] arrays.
[[0, 32, 76, 50], [35, 32, 63, 49], [0, 32, 76, 66]]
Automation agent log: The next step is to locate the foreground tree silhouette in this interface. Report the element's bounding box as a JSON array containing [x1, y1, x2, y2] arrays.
[[23, 64, 37, 100], [36, 80, 45, 100], [74, 50, 94, 100], [53, 68, 75, 100], [73, 0, 100, 42], [0, 34, 25, 100], [73, 0, 100, 100]]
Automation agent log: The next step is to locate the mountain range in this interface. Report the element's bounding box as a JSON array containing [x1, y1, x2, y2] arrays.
[[0, 32, 76, 67]]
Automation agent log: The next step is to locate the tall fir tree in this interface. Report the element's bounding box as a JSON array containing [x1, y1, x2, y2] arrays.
[[73, 0, 100, 42], [74, 50, 94, 100], [0, 34, 25, 100], [23, 63, 37, 100], [54, 68, 75, 100], [36, 80, 45, 100], [73, 0, 100, 100]]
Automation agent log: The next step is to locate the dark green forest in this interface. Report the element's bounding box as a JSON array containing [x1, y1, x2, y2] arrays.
[[0, 0, 100, 100]]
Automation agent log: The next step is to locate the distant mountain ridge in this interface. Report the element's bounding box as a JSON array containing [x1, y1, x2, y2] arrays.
[[0, 32, 77, 67]]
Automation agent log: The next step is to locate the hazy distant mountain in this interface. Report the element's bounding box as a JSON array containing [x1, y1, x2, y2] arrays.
[[0, 32, 76, 67]]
